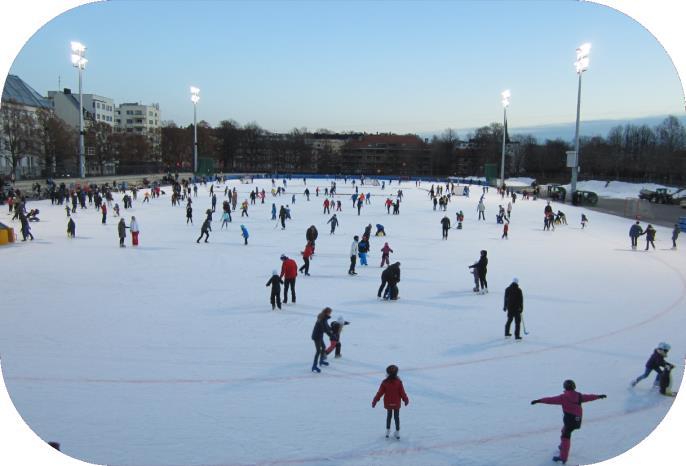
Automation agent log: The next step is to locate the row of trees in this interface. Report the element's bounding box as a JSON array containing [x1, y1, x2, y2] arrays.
[[2, 99, 684, 184]]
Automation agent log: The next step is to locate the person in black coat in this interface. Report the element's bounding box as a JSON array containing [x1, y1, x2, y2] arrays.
[[440, 215, 451, 239], [197, 218, 211, 243], [503, 278, 524, 339], [644, 224, 656, 250], [378, 262, 401, 299], [469, 250, 488, 293], [306, 225, 318, 252], [67, 218, 76, 238], [266, 270, 283, 310], [311, 307, 333, 373]]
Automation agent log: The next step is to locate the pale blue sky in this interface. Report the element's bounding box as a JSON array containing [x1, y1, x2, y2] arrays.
[[8, 0, 685, 134]]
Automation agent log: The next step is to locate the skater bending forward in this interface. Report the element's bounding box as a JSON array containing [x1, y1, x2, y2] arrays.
[[531, 379, 606, 464], [372, 364, 409, 439]]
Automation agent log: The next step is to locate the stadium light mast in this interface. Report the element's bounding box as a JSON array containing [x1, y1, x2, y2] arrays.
[[500, 89, 511, 189], [71, 41, 87, 178], [571, 42, 591, 203], [190, 86, 200, 174]]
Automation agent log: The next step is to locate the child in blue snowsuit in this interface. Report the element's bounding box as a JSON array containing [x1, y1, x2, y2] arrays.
[[241, 224, 249, 245], [271, 204, 277, 220]]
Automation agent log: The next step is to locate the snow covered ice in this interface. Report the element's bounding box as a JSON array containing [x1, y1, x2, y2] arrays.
[[1, 178, 684, 466]]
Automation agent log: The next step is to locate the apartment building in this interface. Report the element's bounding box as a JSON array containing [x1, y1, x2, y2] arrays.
[[114, 102, 161, 154]]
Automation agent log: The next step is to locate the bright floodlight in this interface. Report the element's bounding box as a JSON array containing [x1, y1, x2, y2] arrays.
[[501, 89, 511, 108], [70, 41, 86, 54], [190, 86, 200, 103], [575, 42, 591, 73]]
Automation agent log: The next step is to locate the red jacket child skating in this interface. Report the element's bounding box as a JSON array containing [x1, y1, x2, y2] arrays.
[[531, 379, 606, 464], [372, 365, 410, 439]]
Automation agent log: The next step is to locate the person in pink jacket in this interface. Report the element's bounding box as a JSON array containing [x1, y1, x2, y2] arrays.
[[531, 379, 606, 464], [372, 365, 409, 439]]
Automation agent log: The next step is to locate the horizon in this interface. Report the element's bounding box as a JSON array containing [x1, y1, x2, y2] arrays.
[[6, 1, 685, 135]]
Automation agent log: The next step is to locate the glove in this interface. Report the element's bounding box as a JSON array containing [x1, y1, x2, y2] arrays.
[[503, 308, 506, 312], [531, 400, 540, 405], [598, 394, 607, 399], [404, 400, 409, 406], [371, 401, 377, 408]]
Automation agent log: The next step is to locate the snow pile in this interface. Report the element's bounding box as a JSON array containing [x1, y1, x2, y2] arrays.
[[0, 179, 684, 466], [560, 180, 682, 199]]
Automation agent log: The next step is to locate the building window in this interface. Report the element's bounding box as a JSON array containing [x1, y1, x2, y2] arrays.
[[135, 110, 143, 115], [148, 120, 153, 125], [97, 102, 101, 109], [92, 102, 96, 108], [126, 128, 133, 133], [126, 110, 132, 115], [127, 119, 133, 124]]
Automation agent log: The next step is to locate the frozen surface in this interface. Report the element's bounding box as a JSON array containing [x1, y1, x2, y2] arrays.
[[0, 178, 684, 466]]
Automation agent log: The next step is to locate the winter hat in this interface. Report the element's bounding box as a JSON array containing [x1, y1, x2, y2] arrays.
[[337, 316, 345, 325], [272, 269, 278, 276], [386, 365, 398, 377], [354, 235, 359, 240], [512, 278, 519, 284], [563, 379, 576, 391], [280, 254, 287, 260]]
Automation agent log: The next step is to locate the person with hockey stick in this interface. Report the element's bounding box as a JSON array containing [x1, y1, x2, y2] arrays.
[[468, 250, 488, 294], [631, 342, 671, 388], [531, 380, 606, 464], [266, 269, 283, 310], [280, 254, 298, 303], [327, 214, 339, 234], [440, 214, 451, 239], [311, 307, 333, 373], [372, 364, 409, 439], [503, 278, 523, 339]]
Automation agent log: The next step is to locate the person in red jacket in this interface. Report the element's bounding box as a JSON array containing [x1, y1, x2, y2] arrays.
[[299, 242, 314, 276], [531, 379, 607, 464], [372, 364, 409, 439], [280, 254, 298, 303]]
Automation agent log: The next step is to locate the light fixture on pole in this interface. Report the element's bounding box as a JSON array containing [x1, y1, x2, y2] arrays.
[[570, 42, 591, 203], [71, 41, 87, 178], [190, 86, 200, 174], [500, 89, 511, 189]]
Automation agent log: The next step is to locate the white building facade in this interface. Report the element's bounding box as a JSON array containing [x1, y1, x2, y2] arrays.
[[115, 102, 161, 155]]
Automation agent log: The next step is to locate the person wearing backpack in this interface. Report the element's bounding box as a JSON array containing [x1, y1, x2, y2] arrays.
[[531, 380, 606, 464], [372, 364, 409, 439]]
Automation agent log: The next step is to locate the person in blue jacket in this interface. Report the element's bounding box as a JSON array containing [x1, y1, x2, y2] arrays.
[[240, 224, 249, 245], [271, 203, 277, 220], [629, 221, 643, 250]]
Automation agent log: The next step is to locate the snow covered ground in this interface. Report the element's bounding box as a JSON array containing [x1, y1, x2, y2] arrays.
[[559, 180, 682, 199], [1, 178, 684, 466]]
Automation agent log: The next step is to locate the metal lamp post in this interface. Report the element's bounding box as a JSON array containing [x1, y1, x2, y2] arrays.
[[500, 89, 510, 189], [571, 42, 591, 202], [190, 86, 200, 174], [71, 41, 87, 178]]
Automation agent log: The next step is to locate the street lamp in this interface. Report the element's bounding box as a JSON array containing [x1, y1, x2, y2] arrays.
[[190, 86, 200, 174], [571, 42, 591, 203], [71, 41, 87, 178], [500, 89, 510, 189]]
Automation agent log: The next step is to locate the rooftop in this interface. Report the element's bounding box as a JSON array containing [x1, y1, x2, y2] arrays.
[[1, 74, 51, 109]]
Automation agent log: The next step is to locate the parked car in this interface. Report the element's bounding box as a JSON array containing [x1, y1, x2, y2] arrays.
[[572, 190, 598, 206], [639, 187, 682, 204]]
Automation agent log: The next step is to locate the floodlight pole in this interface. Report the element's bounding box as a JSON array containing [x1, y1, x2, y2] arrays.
[[571, 71, 582, 201], [500, 105, 507, 189], [193, 101, 198, 174], [78, 66, 85, 178]]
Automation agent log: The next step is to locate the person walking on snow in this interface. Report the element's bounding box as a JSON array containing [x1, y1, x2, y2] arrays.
[[372, 364, 409, 439], [380, 242, 393, 267], [672, 224, 680, 249], [130, 216, 140, 246], [531, 380, 606, 464], [631, 342, 671, 388], [311, 307, 333, 373], [325, 316, 350, 358], [327, 214, 339, 234], [117, 218, 128, 247], [629, 221, 642, 250], [503, 278, 523, 339], [441, 215, 451, 239], [643, 224, 656, 250], [349, 236, 359, 275], [266, 270, 283, 310], [280, 254, 298, 303]]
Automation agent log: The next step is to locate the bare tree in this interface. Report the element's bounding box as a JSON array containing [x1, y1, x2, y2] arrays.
[[1, 100, 40, 179]]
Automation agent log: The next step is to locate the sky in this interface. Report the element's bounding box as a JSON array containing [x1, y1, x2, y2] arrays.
[[5, 0, 686, 136]]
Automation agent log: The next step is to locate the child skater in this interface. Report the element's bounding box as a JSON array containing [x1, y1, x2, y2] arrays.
[[67, 218, 76, 238], [531, 379, 606, 464], [631, 342, 671, 388], [325, 316, 350, 358], [240, 224, 249, 245], [581, 213, 588, 229], [265, 270, 283, 310], [372, 364, 409, 439]]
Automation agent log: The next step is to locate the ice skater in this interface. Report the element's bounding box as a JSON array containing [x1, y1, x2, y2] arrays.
[[66, 218, 76, 238], [348, 236, 359, 275], [266, 270, 283, 310], [468, 250, 488, 294], [380, 242, 393, 267], [531, 380, 606, 464], [503, 278, 523, 339], [117, 218, 128, 247], [311, 307, 333, 373], [325, 316, 350, 358], [629, 221, 643, 250], [240, 224, 249, 245], [643, 224, 656, 250], [372, 365, 409, 439], [441, 215, 451, 239], [130, 216, 140, 246], [672, 224, 680, 249], [280, 254, 298, 303], [197, 217, 211, 243], [631, 342, 671, 388]]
